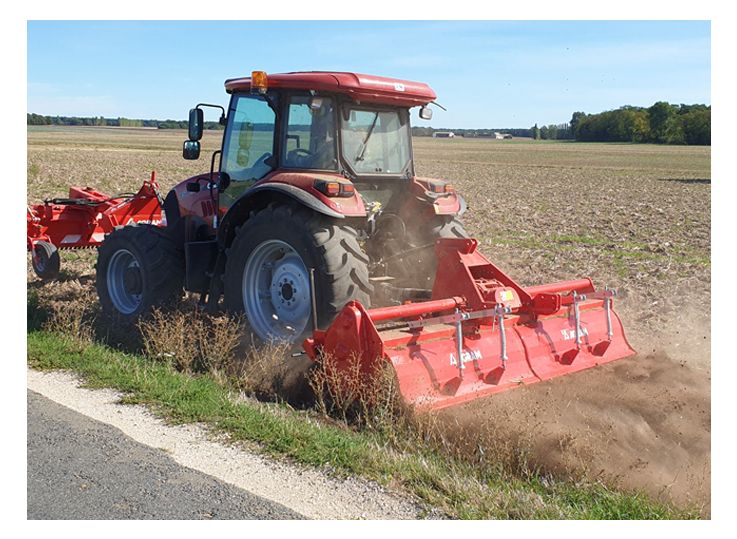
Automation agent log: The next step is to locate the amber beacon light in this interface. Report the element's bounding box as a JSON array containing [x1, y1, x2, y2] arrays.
[[250, 71, 268, 94]]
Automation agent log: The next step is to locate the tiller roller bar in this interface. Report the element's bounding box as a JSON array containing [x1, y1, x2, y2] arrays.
[[304, 238, 635, 410]]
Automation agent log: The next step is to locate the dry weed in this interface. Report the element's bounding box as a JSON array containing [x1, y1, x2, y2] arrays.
[[308, 353, 407, 432], [137, 308, 299, 402], [227, 339, 294, 400], [139, 309, 202, 371], [42, 288, 97, 345], [138, 308, 245, 374], [199, 314, 247, 376]]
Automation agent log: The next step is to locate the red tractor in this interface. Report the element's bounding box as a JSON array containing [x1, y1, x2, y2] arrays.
[[96, 71, 634, 409], [96, 71, 466, 341]]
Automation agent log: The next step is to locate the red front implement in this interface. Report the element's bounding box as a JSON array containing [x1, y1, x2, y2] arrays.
[[304, 238, 635, 410], [27, 172, 163, 277], [27, 172, 163, 251]]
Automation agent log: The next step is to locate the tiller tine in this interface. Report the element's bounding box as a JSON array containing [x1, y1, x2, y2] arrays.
[[304, 238, 636, 410]]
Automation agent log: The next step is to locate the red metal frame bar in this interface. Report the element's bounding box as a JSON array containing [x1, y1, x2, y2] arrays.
[[27, 172, 163, 253]]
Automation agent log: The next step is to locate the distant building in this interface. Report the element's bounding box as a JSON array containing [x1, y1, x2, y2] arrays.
[[433, 131, 455, 138], [493, 132, 513, 140]]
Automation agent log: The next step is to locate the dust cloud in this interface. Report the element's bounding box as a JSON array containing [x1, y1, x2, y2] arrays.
[[439, 350, 711, 514]]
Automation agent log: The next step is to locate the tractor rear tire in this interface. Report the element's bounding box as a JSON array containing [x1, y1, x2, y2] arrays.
[[428, 215, 469, 241], [96, 224, 184, 323], [224, 203, 372, 343], [31, 241, 61, 280], [408, 215, 469, 289]]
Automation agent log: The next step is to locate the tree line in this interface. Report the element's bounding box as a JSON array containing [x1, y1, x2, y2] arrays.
[[412, 127, 538, 138], [30, 100, 710, 145], [412, 124, 575, 140], [27, 113, 224, 130], [568, 102, 710, 145]]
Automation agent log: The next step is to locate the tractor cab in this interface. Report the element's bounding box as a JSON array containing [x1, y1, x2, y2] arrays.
[[182, 72, 437, 197]]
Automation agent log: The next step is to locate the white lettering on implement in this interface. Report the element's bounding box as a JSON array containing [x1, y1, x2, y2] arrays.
[[394, 83, 405, 92], [560, 327, 589, 340], [126, 218, 162, 226], [61, 234, 82, 244], [450, 349, 482, 366]]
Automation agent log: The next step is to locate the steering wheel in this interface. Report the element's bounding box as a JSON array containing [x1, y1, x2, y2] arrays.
[[254, 152, 272, 167], [287, 148, 314, 164]]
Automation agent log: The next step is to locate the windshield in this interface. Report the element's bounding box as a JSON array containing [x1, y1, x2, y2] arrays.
[[340, 108, 411, 175]]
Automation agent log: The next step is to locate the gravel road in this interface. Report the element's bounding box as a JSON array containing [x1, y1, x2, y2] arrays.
[[27, 368, 426, 520]]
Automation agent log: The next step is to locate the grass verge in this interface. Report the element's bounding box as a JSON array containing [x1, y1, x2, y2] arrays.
[[27, 327, 697, 520]]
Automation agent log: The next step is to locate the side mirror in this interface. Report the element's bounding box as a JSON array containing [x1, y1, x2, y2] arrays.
[[219, 171, 231, 191], [188, 108, 204, 141], [183, 140, 201, 160], [419, 106, 433, 120]]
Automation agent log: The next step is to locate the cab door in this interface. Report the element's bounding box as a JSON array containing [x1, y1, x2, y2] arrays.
[[219, 93, 277, 209]]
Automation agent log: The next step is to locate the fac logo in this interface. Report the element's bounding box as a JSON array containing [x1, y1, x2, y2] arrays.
[[450, 349, 483, 366], [560, 327, 589, 340]]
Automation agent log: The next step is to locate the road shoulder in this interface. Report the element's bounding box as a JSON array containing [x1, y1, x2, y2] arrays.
[[27, 368, 424, 520]]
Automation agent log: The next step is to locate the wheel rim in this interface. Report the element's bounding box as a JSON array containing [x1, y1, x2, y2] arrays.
[[107, 249, 143, 315], [33, 246, 47, 273], [242, 239, 312, 342]]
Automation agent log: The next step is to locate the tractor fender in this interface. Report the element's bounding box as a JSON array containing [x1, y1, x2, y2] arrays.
[[217, 183, 345, 249], [458, 194, 468, 216]]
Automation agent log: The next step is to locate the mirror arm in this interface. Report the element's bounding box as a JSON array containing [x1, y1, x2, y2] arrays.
[[209, 150, 222, 188], [196, 103, 227, 126]]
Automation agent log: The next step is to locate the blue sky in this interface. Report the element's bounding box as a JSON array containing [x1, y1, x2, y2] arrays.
[[27, 20, 711, 129]]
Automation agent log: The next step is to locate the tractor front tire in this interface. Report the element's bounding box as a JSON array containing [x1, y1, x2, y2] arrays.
[[96, 224, 184, 323], [224, 203, 372, 343]]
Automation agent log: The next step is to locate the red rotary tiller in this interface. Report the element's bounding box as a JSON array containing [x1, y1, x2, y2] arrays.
[[304, 238, 635, 410], [27, 172, 163, 279]]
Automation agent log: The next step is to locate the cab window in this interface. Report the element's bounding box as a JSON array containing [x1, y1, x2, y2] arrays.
[[282, 95, 337, 170], [340, 108, 411, 175], [221, 95, 276, 182]]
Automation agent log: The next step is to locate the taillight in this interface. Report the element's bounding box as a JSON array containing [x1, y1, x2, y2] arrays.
[[427, 180, 446, 193], [314, 180, 355, 198]]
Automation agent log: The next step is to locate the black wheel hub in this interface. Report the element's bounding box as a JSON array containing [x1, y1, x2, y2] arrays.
[[123, 267, 143, 295], [280, 282, 295, 301]]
